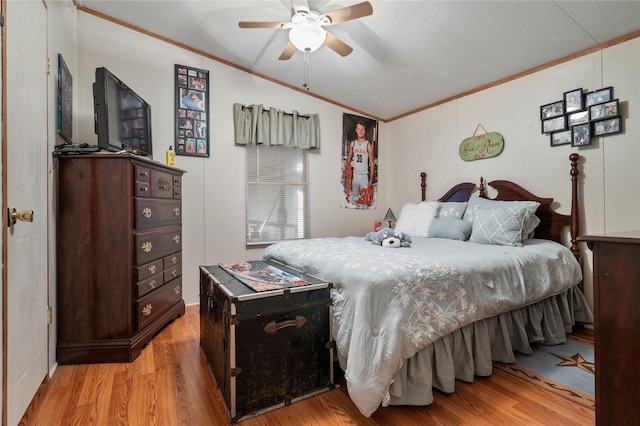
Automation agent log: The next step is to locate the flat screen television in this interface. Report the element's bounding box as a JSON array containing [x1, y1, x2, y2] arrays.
[[93, 67, 153, 157]]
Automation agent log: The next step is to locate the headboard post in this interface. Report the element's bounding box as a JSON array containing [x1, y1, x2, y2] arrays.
[[421, 172, 427, 201], [569, 153, 580, 260]]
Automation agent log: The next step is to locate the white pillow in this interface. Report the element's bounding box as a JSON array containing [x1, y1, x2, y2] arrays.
[[394, 201, 439, 238], [470, 207, 529, 246], [464, 197, 540, 241]]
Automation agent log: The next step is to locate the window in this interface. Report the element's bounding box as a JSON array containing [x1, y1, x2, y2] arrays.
[[245, 145, 309, 245]]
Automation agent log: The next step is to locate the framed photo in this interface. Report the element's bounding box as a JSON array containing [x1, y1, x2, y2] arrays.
[[593, 116, 622, 136], [603, 99, 620, 117], [175, 64, 209, 157], [568, 110, 589, 127], [542, 115, 566, 134], [590, 99, 619, 121], [540, 100, 564, 120], [571, 123, 591, 147], [550, 130, 572, 147], [57, 54, 73, 143], [585, 87, 612, 107], [563, 88, 583, 113], [589, 102, 606, 121]]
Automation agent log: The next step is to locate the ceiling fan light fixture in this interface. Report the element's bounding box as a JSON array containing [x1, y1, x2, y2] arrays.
[[289, 23, 326, 53]]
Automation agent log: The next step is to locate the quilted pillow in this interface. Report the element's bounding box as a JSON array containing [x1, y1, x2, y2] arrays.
[[427, 218, 473, 240], [470, 207, 529, 247], [436, 201, 468, 219], [463, 197, 540, 241], [394, 201, 439, 238]]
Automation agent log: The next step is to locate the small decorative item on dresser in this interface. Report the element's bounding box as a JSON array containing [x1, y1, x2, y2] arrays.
[[166, 145, 176, 166], [384, 208, 396, 228]]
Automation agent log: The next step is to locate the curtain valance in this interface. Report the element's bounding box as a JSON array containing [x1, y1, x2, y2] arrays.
[[233, 103, 320, 149]]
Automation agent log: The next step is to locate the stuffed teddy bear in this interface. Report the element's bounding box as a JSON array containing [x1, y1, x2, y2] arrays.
[[365, 227, 412, 248]]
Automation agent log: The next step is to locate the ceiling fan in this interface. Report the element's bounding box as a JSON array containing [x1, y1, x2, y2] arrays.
[[239, 1, 373, 60]]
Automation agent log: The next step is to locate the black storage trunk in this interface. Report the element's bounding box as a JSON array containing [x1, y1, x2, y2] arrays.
[[199, 261, 333, 423]]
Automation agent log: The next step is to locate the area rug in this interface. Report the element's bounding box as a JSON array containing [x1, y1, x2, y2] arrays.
[[494, 334, 595, 410]]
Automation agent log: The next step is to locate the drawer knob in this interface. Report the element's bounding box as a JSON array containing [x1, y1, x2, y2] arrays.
[[139, 186, 149, 194], [173, 207, 181, 217], [173, 285, 181, 295], [171, 256, 178, 264], [148, 280, 157, 289], [142, 303, 153, 316], [173, 235, 180, 244], [156, 177, 171, 192], [172, 270, 178, 277], [148, 264, 157, 274], [142, 207, 152, 218], [142, 241, 153, 253]]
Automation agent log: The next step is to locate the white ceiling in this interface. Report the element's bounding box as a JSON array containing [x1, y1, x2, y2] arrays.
[[76, 0, 640, 121]]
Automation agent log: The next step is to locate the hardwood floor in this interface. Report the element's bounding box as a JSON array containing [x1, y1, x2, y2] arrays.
[[20, 306, 594, 425]]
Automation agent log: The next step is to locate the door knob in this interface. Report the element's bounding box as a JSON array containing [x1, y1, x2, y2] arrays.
[[8, 208, 34, 226]]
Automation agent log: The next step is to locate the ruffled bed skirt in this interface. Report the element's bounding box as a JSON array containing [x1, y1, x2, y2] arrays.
[[340, 285, 594, 407]]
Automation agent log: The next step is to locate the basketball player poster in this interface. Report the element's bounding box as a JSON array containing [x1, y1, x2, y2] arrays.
[[341, 113, 378, 209]]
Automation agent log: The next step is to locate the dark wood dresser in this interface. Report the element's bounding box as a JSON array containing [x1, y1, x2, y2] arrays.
[[56, 153, 185, 364], [578, 231, 640, 425]]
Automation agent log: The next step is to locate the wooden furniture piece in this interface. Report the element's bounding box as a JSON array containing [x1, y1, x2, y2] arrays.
[[199, 262, 333, 423], [56, 153, 185, 364], [578, 231, 640, 426]]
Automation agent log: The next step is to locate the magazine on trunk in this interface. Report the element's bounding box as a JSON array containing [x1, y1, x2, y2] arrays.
[[219, 260, 311, 292]]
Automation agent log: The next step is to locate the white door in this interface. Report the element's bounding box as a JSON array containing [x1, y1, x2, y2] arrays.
[[4, 0, 49, 424]]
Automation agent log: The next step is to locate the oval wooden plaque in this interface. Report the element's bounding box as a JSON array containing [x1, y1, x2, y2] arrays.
[[459, 132, 504, 161]]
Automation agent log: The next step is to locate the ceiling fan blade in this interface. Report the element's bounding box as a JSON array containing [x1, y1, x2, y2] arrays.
[[291, 0, 310, 14], [278, 42, 297, 60], [324, 31, 353, 57], [239, 21, 287, 29], [323, 1, 373, 25]]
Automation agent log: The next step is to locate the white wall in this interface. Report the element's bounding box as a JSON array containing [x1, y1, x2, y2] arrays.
[[75, 13, 389, 307], [387, 37, 640, 311], [47, 0, 78, 376]]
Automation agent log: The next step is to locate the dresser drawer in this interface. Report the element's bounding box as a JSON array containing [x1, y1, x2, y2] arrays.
[[134, 166, 176, 199], [137, 272, 163, 298], [134, 198, 182, 229], [135, 259, 164, 281], [149, 169, 174, 198], [173, 175, 182, 199], [164, 265, 182, 283], [134, 226, 182, 265], [137, 276, 182, 330], [164, 252, 181, 269]]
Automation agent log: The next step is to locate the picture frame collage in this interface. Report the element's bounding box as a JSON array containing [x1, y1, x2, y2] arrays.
[[175, 64, 210, 157], [540, 86, 622, 147]]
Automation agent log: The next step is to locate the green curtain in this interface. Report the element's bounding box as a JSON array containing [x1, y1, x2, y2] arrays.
[[233, 103, 320, 149]]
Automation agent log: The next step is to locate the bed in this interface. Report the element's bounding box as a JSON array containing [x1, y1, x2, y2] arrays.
[[262, 153, 593, 417]]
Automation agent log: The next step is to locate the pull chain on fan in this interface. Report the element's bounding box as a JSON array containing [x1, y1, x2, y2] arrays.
[[303, 52, 311, 90]]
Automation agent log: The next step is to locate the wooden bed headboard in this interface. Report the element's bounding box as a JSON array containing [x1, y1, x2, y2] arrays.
[[420, 153, 581, 258]]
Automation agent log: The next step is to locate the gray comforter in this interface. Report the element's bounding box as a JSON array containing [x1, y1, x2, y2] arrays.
[[262, 236, 583, 417]]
